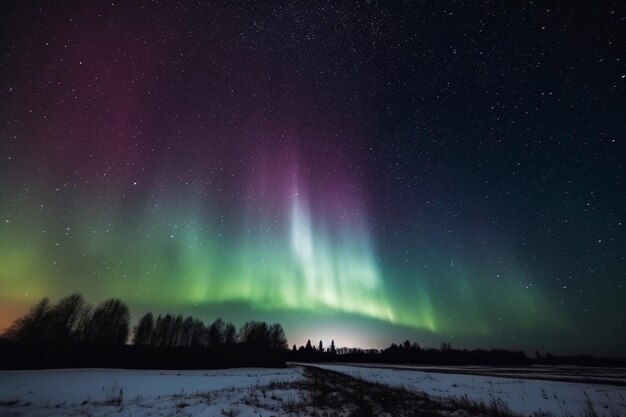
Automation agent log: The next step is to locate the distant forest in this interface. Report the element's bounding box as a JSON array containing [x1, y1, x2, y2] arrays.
[[1, 294, 622, 369], [0, 294, 287, 369]]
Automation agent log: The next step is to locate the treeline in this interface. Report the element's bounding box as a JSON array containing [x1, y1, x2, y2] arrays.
[[289, 339, 529, 365], [289, 339, 626, 367], [0, 294, 287, 369], [132, 313, 287, 350], [3, 294, 129, 345], [4, 294, 621, 369]]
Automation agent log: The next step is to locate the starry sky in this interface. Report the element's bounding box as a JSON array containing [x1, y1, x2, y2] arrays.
[[0, 1, 624, 356]]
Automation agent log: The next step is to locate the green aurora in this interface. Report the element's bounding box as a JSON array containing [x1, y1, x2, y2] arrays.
[[0, 172, 563, 350]]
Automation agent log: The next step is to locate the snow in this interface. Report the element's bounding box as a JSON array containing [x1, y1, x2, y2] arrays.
[[2, 364, 625, 416], [321, 363, 626, 385], [311, 363, 626, 417], [0, 367, 307, 417]]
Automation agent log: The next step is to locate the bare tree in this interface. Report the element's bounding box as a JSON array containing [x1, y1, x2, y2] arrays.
[[190, 319, 206, 347], [224, 322, 237, 345], [161, 314, 174, 346], [48, 293, 89, 343], [238, 321, 271, 348], [180, 316, 194, 347], [208, 318, 225, 347], [172, 315, 184, 346], [152, 315, 164, 346], [133, 313, 155, 345], [2, 297, 51, 342], [84, 298, 130, 345], [269, 323, 288, 350]]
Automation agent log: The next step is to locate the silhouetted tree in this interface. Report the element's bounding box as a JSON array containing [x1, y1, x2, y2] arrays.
[[190, 319, 207, 347], [2, 297, 51, 342], [180, 316, 194, 347], [238, 321, 271, 348], [133, 313, 155, 345], [208, 318, 225, 346], [329, 340, 336, 355], [47, 293, 90, 343], [269, 323, 288, 350], [76, 304, 93, 341], [305, 339, 313, 351], [84, 298, 130, 345], [172, 315, 184, 346], [318, 340, 324, 352], [152, 315, 164, 346], [224, 322, 236, 345], [161, 314, 174, 346]]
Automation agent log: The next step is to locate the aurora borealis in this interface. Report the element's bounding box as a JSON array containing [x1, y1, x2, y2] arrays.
[[1, 2, 624, 356]]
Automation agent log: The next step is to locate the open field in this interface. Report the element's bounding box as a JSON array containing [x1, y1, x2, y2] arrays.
[[314, 363, 626, 386], [1, 364, 625, 416], [309, 363, 626, 417]]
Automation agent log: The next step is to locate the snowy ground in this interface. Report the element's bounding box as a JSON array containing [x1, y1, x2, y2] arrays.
[[310, 363, 626, 417], [318, 363, 626, 385], [1, 364, 625, 417], [0, 367, 307, 417]]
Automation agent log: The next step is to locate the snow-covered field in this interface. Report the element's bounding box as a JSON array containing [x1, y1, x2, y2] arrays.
[[1, 364, 625, 417], [0, 367, 306, 417], [311, 363, 626, 417], [321, 363, 626, 385]]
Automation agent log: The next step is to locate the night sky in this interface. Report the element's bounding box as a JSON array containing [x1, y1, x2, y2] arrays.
[[1, 1, 624, 356]]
